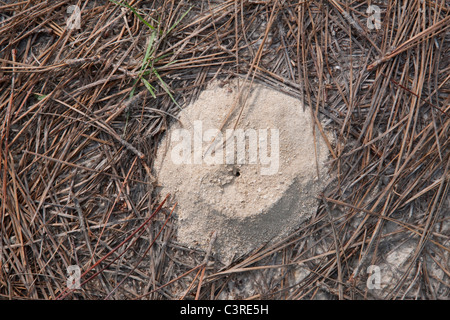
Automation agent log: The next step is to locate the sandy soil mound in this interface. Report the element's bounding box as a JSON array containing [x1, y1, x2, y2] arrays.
[[155, 80, 331, 263]]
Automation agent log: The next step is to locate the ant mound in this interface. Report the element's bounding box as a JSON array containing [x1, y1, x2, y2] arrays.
[[154, 80, 331, 264]]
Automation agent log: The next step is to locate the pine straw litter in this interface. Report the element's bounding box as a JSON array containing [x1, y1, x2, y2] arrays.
[[0, 0, 449, 300]]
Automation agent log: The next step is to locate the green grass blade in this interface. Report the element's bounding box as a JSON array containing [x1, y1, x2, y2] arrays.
[[141, 78, 156, 98], [35, 93, 47, 101], [109, 0, 155, 30], [130, 31, 157, 99], [166, 6, 192, 35], [139, 30, 156, 73], [153, 69, 180, 108]]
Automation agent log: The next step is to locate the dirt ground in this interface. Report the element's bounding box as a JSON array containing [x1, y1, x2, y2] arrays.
[[0, 0, 449, 300]]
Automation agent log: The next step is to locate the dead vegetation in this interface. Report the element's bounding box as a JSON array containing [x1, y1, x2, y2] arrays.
[[0, 0, 449, 300]]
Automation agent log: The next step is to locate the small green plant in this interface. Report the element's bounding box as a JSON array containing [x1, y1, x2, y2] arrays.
[[109, 0, 190, 135], [109, 0, 190, 104]]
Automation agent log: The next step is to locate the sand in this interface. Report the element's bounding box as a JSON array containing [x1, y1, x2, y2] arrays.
[[154, 79, 331, 263]]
